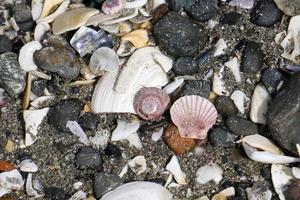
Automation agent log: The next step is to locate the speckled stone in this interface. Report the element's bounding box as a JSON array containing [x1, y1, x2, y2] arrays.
[[261, 68, 286, 96], [44, 187, 66, 200], [31, 79, 46, 96], [172, 57, 198, 75], [209, 127, 236, 147], [12, 3, 32, 23], [104, 143, 122, 158], [0, 52, 26, 97], [268, 73, 300, 154], [184, 0, 218, 22], [75, 146, 102, 170], [241, 41, 264, 73], [181, 80, 211, 98], [273, 0, 300, 16], [215, 96, 238, 116], [93, 172, 123, 199], [226, 115, 259, 136], [0, 35, 12, 53], [166, 0, 185, 11], [79, 112, 99, 131], [153, 11, 207, 58]]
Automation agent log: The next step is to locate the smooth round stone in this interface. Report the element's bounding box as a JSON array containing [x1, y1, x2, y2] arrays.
[[220, 12, 243, 25], [250, 0, 281, 27], [12, 3, 32, 23], [173, 57, 198, 75], [75, 146, 102, 169], [44, 187, 66, 200], [226, 115, 259, 136], [93, 172, 123, 199], [268, 73, 300, 155], [0, 52, 26, 97], [273, 0, 300, 16], [181, 80, 211, 98], [34, 44, 81, 79], [104, 143, 122, 158], [153, 11, 207, 58], [261, 68, 286, 96], [209, 127, 236, 147], [241, 41, 264, 73], [31, 79, 46, 96], [166, 0, 185, 11], [79, 112, 99, 131], [0, 35, 12, 53], [215, 96, 238, 116], [48, 99, 83, 132], [184, 0, 218, 22]]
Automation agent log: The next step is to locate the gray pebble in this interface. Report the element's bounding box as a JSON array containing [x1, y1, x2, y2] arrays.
[[0, 35, 12, 53], [241, 41, 264, 73], [215, 96, 238, 116], [75, 146, 102, 170], [173, 57, 198, 75], [12, 3, 32, 23], [261, 68, 286, 96], [93, 172, 123, 198], [209, 127, 236, 147], [184, 0, 218, 22], [181, 80, 211, 98], [226, 115, 259, 136]]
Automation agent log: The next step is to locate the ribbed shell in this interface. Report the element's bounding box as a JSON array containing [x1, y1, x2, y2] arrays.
[[170, 95, 217, 139]]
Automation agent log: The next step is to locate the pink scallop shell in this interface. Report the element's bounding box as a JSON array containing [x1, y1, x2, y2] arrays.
[[170, 95, 218, 139], [102, 0, 124, 15]]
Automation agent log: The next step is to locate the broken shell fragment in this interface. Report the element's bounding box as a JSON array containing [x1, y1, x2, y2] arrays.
[[85, 12, 121, 27], [163, 78, 184, 95], [101, 8, 139, 25], [19, 159, 38, 173], [52, 8, 99, 35], [124, 0, 147, 9], [89, 47, 119, 75], [100, 181, 173, 200], [292, 167, 300, 179], [196, 163, 223, 184], [36, 0, 70, 24], [121, 29, 149, 48], [66, 121, 91, 146], [31, 0, 44, 21], [250, 85, 271, 124], [39, 0, 64, 19], [102, 0, 124, 15], [0, 169, 24, 191], [34, 22, 51, 41], [170, 95, 218, 139], [230, 90, 249, 115], [133, 87, 170, 120], [271, 164, 294, 200], [70, 27, 112, 57], [19, 41, 42, 72], [166, 155, 187, 185], [111, 119, 140, 141], [224, 57, 241, 83], [26, 173, 42, 198], [128, 155, 147, 175], [213, 66, 229, 96]]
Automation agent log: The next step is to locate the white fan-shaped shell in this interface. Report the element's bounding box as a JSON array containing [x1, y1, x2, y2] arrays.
[[19, 41, 42, 72], [170, 95, 218, 139], [90, 47, 119, 74], [100, 181, 173, 200]]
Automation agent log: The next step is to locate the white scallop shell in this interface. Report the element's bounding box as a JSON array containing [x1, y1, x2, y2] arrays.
[[170, 95, 218, 139], [100, 181, 173, 200], [18, 41, 42, 72]]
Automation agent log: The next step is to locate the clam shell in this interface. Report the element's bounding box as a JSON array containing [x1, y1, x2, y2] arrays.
[[170, 95, 218, 139], [85, 12, 121, 27], [39, 0, 64, 19], [101, 8, 138, 25], [121, 29, 149, 48], [31, 0, 44, 21], [52, 8, 99, 35], [18, 41, 42, 72], [36, 0, 70, 24]]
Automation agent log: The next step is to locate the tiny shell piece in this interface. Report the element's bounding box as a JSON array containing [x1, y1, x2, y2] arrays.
[[170, 95, 218, 139], [39, 0, 64, 19], [121, 29, 149, 48], [102, 0, 124, 15], [250, 85, 271, 124], [19, 41, 42, 72], [166, 155, 187, 185], [31, 0, 44, 21], [212, 66, 229, 96], [66, 121, 91, 146], [19, 159, 38, 173], [224, 57, 241, 83], [271, 164, 294, 200], [34, 22, 51, 41], [52, 8, 99, 35], [111, 119, 140, 141], [196, 163, 223, 184], [128, 155, 147, 175], [26, 173, 42, 198], [124, 0, 147, 9], [133, 87, 170, 120], [0, 169, 24, 191], [230, 90, 249, 115]]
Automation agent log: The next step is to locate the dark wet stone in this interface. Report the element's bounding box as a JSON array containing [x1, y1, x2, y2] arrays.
[[93, 172, 123, 198], [250, 0, 281, 27], [153, 11, 207, 58], [0, 35, 12, 53], [268, 73, 300, 154], [79, 112, 99, 131], [104, 143, 122, 158], [44, 187, 66, 200], [215, 96, 237, 116], [273, 0, 300, 16], [285, 180, 300, 200], [181, 80, 211, 98], [209, 127, 236, 147], [31, 79, 46, 96], [226, 115, 259, 136], [12, 3, 32, 23], [48, 99, 83, 132], [184, 0, 218, 22], [173, 57, 198, 75], [33, 43, 81, 79], [235, 38, 247, 51], [0, 52, 26, 97], [261, 68, 287, 96], [17, 20, 34, 32], [220, 12, 242, 25], [166, 0, 185, 11], [75, 146, 102, 170], [46, 75, 61, 95], [241, 41, 263, 73]]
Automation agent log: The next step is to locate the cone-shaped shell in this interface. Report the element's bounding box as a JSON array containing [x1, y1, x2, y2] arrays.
[[170, 95, 218, 139], [133, 87, 170, 120]]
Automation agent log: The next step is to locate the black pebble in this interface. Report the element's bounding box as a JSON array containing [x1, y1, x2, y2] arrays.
[[104, 143, 122, 158], [18, 20, 34, 32], [0, 35, 12, 53], [173, 57, 198, 75], [166, 0, 185, 11], [261, 68, 286, 96], [184, 0, 218, 22], [215, 96, 237, 116], [12, 3, 32, 23], [32, 79, 46, 96], [220, 12, 242, 25], [181, 80, 211, 98], [93, 172, 123, 199], [79, 112, 100, 131], [241, 41, 264, 73], [209, 127, 236, 147], [226, 115, 259, 136], [75, 146, 102, 170], [44, 187, 66, 200]]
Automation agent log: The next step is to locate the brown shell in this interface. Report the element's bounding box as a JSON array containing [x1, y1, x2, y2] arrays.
[[133, 87, 170, 120]]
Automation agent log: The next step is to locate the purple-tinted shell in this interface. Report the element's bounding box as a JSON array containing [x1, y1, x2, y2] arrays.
[[133, 87, 170, 121], [0, 88, 6, 107], [102, 0, 124, 15]]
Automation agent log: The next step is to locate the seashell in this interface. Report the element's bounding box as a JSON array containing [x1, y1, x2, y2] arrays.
[[0, 169, 24, 192], [34, 22, 51, 42], [30, 96, 54, 110], [23, 108, 49, 147], [224, 57, 241, 83], [129, 14, 152, 24], [66, 121, 91, 146], [102, 0, 124, 15], [241, 134, 283, 155], [230, 90, 249, 115], [170, 95, 218, 139], [229, 0, 254, 9], [101, 8, 138, 25], [85, 12, 122, 27], [70, 27, 112, 57], [99, 24, 120, 34], [100, 181, 173, 200], [212, 66, 230, 96], [128, 155, 147, 175], [292, 167, 300, 179], [121, 29, 149, 48], [133, 87, 170, 120], [69, 191, 87, 200], [111, 119, 140, 141], [36, 0, 70, 24], [219, 187, 235, 198], [39, 0, 64, 19], [250, 85, 271, 124], [246, 182, 272, 200], [271, 164, 294, 200], [19, 41, 42, 72], [213, 38, 227, 57], [242, 143, 300, 164], [19, 159, 38, 173], [124, 0, 147, 9], [163, 78, 184, 94], [8, 17, 19, 32], [26, 173, 42, 198], [117, 40, 136, 57], [52, 8, 99, 35], [166, 155, 187, 185], [196, 163, 223, 184], [89, 47, 119, 75], [126, 132, 143, 149], [151, 127, 164, 142], [31, 0, 44, 21]]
